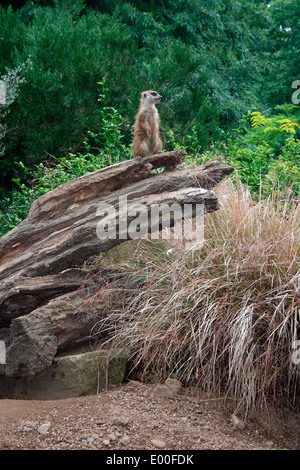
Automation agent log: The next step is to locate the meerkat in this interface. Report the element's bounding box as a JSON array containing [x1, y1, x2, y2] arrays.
[[132, 90, 163, 160]]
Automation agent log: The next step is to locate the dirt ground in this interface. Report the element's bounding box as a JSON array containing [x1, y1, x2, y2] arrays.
[[0, 381, 299, 451]]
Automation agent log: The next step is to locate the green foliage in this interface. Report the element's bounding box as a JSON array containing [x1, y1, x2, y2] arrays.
[[0, 60, 32, 170], [0, 0, 270, 187], [263, 136, 300, 198], [0, 6, 25, 72], [225, 105, 300, 195], [251, 109, 300, 136], [0, 0, 299, 232], [261, 0, 300, 107], [0, 82, 132, 237], [0, 3, 138, 186]]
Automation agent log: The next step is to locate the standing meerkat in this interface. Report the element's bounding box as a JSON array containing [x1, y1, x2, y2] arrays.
[[132, 90, 163, 159]]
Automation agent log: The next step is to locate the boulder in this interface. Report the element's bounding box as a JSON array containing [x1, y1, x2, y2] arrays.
[[0, 349, 128, 400]]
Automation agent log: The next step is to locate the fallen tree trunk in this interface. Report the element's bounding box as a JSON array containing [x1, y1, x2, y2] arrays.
[[0, 152, 233, 284], [0, 151, 234, 378], [0, 186, 218, 321]]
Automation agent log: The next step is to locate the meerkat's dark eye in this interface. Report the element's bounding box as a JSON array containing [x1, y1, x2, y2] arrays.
[[151, 92, 157, 96]]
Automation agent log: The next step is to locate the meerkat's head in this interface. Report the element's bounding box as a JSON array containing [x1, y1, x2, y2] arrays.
[[141, 90, 162, 106]]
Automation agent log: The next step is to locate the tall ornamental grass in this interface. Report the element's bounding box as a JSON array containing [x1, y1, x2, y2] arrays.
[[98, 180, 299, 411]]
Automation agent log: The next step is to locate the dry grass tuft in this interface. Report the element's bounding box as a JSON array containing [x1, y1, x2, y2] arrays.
[[95, 180, 299, 411]]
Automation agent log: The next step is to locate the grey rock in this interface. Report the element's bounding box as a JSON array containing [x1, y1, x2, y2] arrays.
[[151, 438, 166, 449], [37, 422, 51, 436], [265, 440, 274, 448], [120, 436, 130, 445], [6, 315, 57, 378], [165, 378, 182, 394], [231, 414, 245, 430], [2, 441, 11, 449], [153, 385, 174, 398], [0, 349, 128, 400], [110, 416, 130, 427]]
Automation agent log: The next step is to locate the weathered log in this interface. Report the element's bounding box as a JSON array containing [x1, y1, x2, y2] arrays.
[[0, 185, 219, 319], [0, 269, 90, 328], [3, 187, 221, 378], [0, 155, 232, 284], [0, 151, 234, 379], [4, 284, 116, 378]]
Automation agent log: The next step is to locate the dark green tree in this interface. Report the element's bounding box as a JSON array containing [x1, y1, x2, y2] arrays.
[[260, 0, 300, 107]]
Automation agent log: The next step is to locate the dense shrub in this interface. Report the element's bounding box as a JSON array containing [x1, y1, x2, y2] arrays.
[[0, 0, 268, 187], [0, 2, 139, 185], [224, 105, 300, 196], [0, 82, 131, 237]]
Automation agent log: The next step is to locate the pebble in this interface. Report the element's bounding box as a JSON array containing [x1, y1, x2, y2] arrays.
[[231, 414, 245, 430], [153, 385, 174, 398], [165, 378, 182, 394], [87, 438, 94, 444], [151, 438, 166, 449], [37, 422, 51, 436], [120, 436, 130, 445], [107, 432, 117, 441], [265, 440, 274, 448], [103, 439, 110, 446], [2, 441, 11, 449], [111, 417, 130, 427]]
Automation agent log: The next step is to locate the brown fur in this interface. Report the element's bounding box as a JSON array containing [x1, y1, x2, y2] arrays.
[[132, 90, 163, 159]]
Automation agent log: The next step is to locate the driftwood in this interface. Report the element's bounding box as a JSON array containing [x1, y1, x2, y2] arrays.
[[0, 151, 234, 378]]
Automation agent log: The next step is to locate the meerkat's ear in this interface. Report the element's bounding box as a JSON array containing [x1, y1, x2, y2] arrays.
[[143, 93, 147, 98]]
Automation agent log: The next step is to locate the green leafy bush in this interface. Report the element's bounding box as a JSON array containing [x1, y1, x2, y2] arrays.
[[225, 105, 300, 195], [0, 0, 268, 187], [0, 2, 138, 186], [0, 82, 132, 237], [263, 136, 300, 198]]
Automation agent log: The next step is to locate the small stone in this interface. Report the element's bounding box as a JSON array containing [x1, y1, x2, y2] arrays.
[[151, 438, 166, 449], [153, 385, 174, 398], [2, 441, 11, 449], [231, 414, 245, 430], [37, 422, 51, 436], [114, 431, 122, 438], [107, 432, 117, 441], [165, 378, 182, 394], [265, 440, 274, 448], [87, 437, 94, 444], [120, 436, 130, 445], [111, 417, 130, 427], [103, 439, 110, 446]]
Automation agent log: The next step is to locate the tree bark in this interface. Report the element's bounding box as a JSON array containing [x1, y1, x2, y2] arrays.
[[0, 154, 232, 283], [0, 151, 234, 378]]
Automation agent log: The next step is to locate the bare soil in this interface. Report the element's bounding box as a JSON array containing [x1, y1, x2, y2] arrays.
[[0, 381, 299, 451]]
